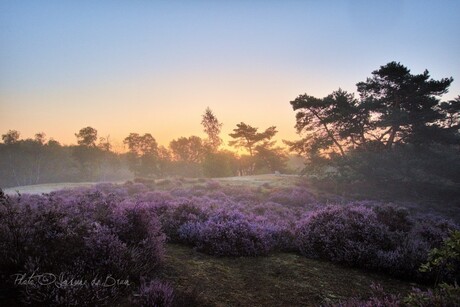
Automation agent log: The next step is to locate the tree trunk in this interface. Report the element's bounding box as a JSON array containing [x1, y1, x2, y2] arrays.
[[310, 109, 345, 156], [386, 126, 398, 149]]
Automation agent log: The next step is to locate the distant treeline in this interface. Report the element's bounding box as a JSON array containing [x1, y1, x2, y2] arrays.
[[3, 61, 459, 201], [0, 134, 130, 188], [0, 108, 295, 188]]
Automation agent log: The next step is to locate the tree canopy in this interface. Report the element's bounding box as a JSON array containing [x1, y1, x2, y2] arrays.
[[228, 122, 277, 156], [1, 130, 20, 145], [123, 133, 159, 177], [169, 136, 206, 163], [75, 127, 98, 147], [288, 62, 458, 157], [201, 107, 223, 152], [228, 122, 286, 174]]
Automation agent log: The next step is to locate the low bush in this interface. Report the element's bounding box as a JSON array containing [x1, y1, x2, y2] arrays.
[[179, 210, 275, 256], [1, 180, 459, 304], [160, 201, 209, 242], [268, 187, 316, 207], [295, 204, 458, 281], [132, 279, 175, 307], [0, 189, 165, 306], [296, 205, 394, 267]]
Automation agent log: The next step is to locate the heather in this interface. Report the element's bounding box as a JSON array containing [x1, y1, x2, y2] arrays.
[[1, 179, 459, 305], [295, 204, 459, 281], [0, 188, 166, 305]]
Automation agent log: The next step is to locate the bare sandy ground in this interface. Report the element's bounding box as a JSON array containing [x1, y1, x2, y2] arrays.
[[3, 182, 100, 195], [218, 173, 301, 188], [3, 174, 301, 195]]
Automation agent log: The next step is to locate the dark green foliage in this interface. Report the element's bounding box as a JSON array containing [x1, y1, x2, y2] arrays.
[[312, 144, 460, 201], [229, 122, 287, 174], [202, 151, 239, 178], [420, 230, 460, 285], [289, 62, 457, 156], [288, 62, 460, 201], [288, 89, 361, 156], [356, 62, 455, 147]]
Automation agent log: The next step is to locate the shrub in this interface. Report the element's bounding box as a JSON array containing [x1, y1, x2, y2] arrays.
[[160, 201, 209, 242], [179, 210, 274, 256], [403, 285, 460, 307], [420, 230, 460, 285], [132, 279, 175, 307], [0, 189, 165, 306], [268, 187, 316, 207], [296, 205, 394, 267], [108, 204, 166, 276], [295, 204, 458, 281]]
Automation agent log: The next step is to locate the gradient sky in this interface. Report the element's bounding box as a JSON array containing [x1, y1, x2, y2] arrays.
[[1, 1, 459, 151]]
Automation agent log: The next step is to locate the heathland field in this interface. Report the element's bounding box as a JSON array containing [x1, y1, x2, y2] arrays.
[[2, 175, 459, 306]]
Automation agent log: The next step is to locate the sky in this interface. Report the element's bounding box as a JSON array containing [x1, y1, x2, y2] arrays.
[[1, 0, 459, 151]]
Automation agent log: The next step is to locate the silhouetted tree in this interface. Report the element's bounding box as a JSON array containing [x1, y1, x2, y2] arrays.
[[287, 62, 460, 200], [201, 107, 223, 151], [169, 136, 206, 177], [1, 132, 64, 186], [202, 150, 238, 177], [0, 130, 128, 188], [124, 133, 158, 156], [356, 62, 455, 147], [156, 145, 172, 176], [439, 96, 460, 130], [229, 123, 285, 174], [288, 89, 360, 157], [98, 135, 112, 152], [229, 122, 277, 156], [254, 145, 288, 174], [75, 126, 98, 147], [123, 133, 159, 177], [34, 132, 46, 145], [289, 62, 458, 157], [1, 130, 20, 145], [169, 136, 206, 163], [73, 127, 101, 179], [72, 145, 101, 180]]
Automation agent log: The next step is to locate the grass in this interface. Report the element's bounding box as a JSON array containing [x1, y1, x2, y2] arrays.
[[158, 244, 417, 307]]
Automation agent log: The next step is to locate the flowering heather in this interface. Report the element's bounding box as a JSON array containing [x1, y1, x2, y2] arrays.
[[268, 186, 317, 207], [132, 279, 175, 307], [178, 209, 275, 256], [0, 188, 165, 305], [295, 204, 459, 280], [296, 205, 394, 267], [1, 181, 458, 304]]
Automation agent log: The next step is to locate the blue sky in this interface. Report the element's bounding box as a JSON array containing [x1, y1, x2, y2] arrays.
[[1, 1, 459, 148]]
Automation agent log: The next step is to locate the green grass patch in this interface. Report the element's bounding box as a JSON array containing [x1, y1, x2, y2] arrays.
[[158, 244, 418, 306]]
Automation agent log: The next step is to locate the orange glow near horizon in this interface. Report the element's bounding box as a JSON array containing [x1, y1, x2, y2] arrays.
[[1, 70, 327, 151], [1, 1, 459, 156]]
